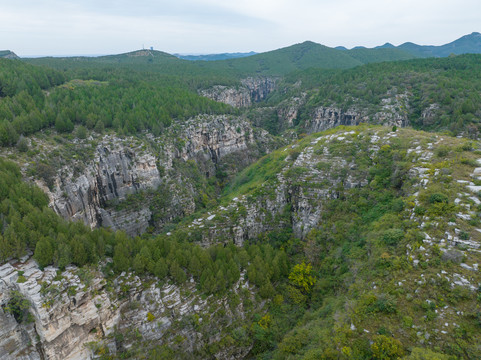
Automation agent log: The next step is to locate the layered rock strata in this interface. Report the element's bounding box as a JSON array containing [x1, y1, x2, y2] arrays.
[[0, 258, 255, 360]]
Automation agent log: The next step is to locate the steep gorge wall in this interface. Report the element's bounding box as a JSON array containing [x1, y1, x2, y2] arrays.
[[276, 93, 411, 134], [43, 139, 161, 236], [43, 115, 273, 236], [0, 258, 255, 360], [200, 77, 277, 108]]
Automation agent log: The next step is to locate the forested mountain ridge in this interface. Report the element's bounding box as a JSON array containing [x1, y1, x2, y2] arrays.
[[399, 32, 481, 58], [172, 32, 481, 63], [259, 54, 481, 136]]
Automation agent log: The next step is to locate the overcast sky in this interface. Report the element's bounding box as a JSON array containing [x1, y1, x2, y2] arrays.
[[1, 0, 480, 56]]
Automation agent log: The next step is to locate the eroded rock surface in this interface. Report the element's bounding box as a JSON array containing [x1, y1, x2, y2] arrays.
[[0, 258, 256, 360], [200, 77, 277, 108], [42, 115, 275, 236]]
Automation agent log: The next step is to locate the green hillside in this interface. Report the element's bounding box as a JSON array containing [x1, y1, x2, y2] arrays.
[[25, 41, 422, 79], [207, 41, 363, 75], [3, 36, 481, 359], [0, 57, 235, 147]]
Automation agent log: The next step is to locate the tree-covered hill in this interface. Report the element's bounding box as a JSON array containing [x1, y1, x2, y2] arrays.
[[25, 40, 418, 78], [0, 50, 19, 59], [268, 54, 481, 136], [0, 57, 236, 147], [175, 51, 257, 61]]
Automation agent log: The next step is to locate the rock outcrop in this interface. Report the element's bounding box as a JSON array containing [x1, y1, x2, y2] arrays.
[[185, 130, 383, 244], [199, 86, 251, 108], [0, 258, 257, 360], [276, 94, 307, 128], [304, 94, 410, 134], [241, 77, 277, 103], [421, 103, 440, 127], [306, 107, 363, 133], [43, 115, 275, 236], [176, 115, 256, 163], [45, 137, 161, 236], [200, 77, 277, 108], [275, 91, 411, 134]]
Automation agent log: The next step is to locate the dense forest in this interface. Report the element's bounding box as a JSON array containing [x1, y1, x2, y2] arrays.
[[0, 58, 237, 147]]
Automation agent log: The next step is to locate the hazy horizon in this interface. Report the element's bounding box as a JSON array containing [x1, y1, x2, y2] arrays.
[[1, 0, 480, 57]]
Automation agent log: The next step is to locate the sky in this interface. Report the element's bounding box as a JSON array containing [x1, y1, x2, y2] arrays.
[[0, 0, 480, 56]]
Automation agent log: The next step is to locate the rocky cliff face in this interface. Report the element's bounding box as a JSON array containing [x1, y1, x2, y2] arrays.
[[175, 115, 257, 163], [276, 94, 307, 129], [241, 77, 277, 103], [304, 94, 410, 133], [0, 257, 256, 360], [185, 129, 380, 245], [200, 77, 277, 108], [306, 107, 364, 133], [274, 90, 411, 134], [42, 115, 275, 236], [43, 137, 161, 236], [182, 126, 450, 245], [199, 86, 251, 108]]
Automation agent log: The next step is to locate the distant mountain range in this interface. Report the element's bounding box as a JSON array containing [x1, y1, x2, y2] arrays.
[[15, 32, 481, 77], [173, 32, 481, 62], [397, 32, 481, 57], [174, 52, 256, 61]]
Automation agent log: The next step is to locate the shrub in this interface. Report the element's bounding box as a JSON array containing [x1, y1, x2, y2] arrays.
[[16, 136, 29, 152], [414, 206, 426, 216], [76, 125, 87, 139], [429, 193, 448, 204], [382, 228, 404, 246], [368, 294, 397, 314], [4, 290, 33, 324], [35, 162, 57, 190], [371, 335, 404, 359], [436, 146, 450, 158], [147, 312, 156, 322]]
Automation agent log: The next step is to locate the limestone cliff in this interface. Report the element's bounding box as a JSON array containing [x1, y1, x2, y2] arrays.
[[274, 90, 411, 134], [182, 127, 448, 245], [41, 114, 276, 236], [200, 77, 277, 108], [43, 137, 161, 236], [0, 258, 257, 360], [304, 94, 410, 133]]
